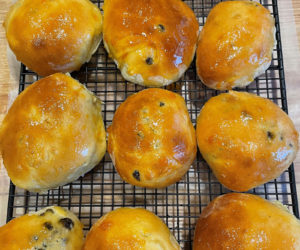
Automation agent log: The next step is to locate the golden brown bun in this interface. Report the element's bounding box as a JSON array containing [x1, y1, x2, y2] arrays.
[[4, 0, 102, 76], [196, 91, 299, 192], [108, 88, 196, 188], [196, 1, 275, 90], [0, 73, 106, 193], [0, 206, 83, 250], [83, 207, 180, 250], [103, 0, 199, 87], [193, 193, 300, 249]]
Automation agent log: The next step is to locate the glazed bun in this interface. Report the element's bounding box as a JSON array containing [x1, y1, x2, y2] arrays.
[[196, 1, 275, 90], [4, 0, 102, 76], [0, 206, 83, 249], [0, 73, 106, 193], [196, 91, 299, 192], [83, 207, 180, 250], [193, 193, 300, 249], [108, 88, 196, 188], [103, 0, 199, 87]]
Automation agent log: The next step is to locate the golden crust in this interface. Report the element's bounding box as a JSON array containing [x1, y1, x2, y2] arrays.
[[196, 91, 299, 192], [193, 193, 300, 249], [4, 0, 102, 76], [196, 1, 275, 90], [108, 88, 196, 188], [0, 73, 106, 193], [103, 0, 199, 87], [0, 206, 84, 249], [83, 207, 180, 250]]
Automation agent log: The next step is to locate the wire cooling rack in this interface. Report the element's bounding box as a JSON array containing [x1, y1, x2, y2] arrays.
[[6, 0, 299, 249]]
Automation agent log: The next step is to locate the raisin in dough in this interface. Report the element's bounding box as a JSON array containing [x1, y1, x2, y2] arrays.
[[196, 91, 299, 191], [103, 0, 199, 87], [0, 206, 84, 249], [108, 88, 196, 188]]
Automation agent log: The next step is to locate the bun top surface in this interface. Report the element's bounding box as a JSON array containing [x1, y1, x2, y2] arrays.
[[0, 206, 84, 249], [83, 207, 180, 250], [196, 91, 299, 191], [0, 73, 106, 192], [196, 1, 275, 89], [103, 0, 199, 86], [108, 88, 196, 188], [4, 0, 102, 76], [193, 193, 300, 249]]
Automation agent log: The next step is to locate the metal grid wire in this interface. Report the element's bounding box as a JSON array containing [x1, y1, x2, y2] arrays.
[[6, 0, 299, 249]]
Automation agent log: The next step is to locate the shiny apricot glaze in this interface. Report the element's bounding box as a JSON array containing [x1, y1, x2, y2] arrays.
[[196, 91, 299, 191], [0, 206, 84, 249], [193, 193, 300, 249], [0, 73, 106, 192], [196, 1, 275, 90], [108, 88, 196, 188], [83, 208, 180, 249], [4, 0, 102, 76], [103, 0, 199, 86]]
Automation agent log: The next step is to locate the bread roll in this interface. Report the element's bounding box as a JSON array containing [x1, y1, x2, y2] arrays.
[[193, 193, 300, 249], [196, 91, 299, 191], [108, 88, 196, 188], [4, 0, 102, 76], [103, 0, 199, 87], [0, 73, 106, 193], [0, 206, 83, 249], [196, 1, 275, 90], [83, 207, 180, 250]]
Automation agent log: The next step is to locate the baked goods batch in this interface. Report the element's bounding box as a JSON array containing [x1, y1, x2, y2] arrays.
[[193, 193, 300, 249], [102, 0, 199, 87], [4, 0, 102, 76], [0, 73, 106, 193], [0, 206, 84, 249], [196, 91, 299, 192], [83, 207, 180, 249], [1, 0, 300, 249], [196, 1, 275, 90], [107, 88, 196, 188]]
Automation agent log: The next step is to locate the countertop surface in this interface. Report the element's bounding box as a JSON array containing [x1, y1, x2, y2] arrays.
[[0, 0, 300, 226]]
